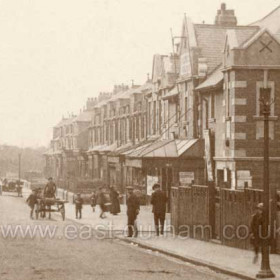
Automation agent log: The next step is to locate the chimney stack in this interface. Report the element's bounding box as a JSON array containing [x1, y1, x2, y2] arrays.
[[215, 3, 237, 27]]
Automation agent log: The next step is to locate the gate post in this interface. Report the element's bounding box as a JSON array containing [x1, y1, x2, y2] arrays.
[[209, 181, 216, 239]]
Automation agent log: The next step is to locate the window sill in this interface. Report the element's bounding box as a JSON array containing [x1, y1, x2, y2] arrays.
[[253, 116, 278, 121]]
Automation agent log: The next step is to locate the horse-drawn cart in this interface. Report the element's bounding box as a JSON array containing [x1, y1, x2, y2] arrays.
[[35, 197, 67, 221]]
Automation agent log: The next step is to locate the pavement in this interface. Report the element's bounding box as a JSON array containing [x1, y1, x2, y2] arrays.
[[25, 187, 280, 279]]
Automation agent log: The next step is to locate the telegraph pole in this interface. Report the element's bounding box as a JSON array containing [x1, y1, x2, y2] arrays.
[[256, 99, 275, 279], [18, 152, 21, 182]]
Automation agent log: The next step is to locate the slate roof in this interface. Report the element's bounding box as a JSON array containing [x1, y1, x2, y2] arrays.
[[133, 81, 152, 94], [54, 117, 75, 128], [194, 24, 259, 74], [251, 5, 280, 34]]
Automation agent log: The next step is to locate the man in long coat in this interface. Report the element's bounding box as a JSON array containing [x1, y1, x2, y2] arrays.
[[250, 202, 264, 264], [126, 186, 140, 237], [151, 183, 167, 236], [110, 186, 120, 215]]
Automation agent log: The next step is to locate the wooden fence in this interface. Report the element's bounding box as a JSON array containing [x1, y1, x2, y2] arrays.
[[171, 185, 211, 240], [170, 185, 280, 251], [220, 188, 263, 249]]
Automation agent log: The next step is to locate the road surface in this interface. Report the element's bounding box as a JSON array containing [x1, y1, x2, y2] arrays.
[[0, 191, 237, 280]]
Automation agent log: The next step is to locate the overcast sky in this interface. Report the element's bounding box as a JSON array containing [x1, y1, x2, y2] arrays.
[[0, 0, 278, 147]]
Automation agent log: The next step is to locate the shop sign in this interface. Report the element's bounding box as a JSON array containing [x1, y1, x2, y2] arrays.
[[179, 172, 194, 185], [125, 158, 142, 168], [146, 175, 158, 196]]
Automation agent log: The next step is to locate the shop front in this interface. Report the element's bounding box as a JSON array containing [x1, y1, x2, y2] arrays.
[[124, 139, 205, 209]]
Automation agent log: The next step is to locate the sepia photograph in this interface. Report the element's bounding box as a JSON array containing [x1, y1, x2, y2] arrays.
[[0, 0, 280, 279]]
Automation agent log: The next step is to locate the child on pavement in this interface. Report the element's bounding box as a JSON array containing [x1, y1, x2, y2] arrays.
[[26, 189, 38, 219]]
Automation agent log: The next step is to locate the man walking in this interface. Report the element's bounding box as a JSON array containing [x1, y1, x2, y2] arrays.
[[151, 183, 167, 236], [250, 202, 264, 264], [74, 193, 83, 219], [126, 186, 140, 238]]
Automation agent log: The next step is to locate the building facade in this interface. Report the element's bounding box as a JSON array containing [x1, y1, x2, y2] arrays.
[[45, 4, 280, 207]]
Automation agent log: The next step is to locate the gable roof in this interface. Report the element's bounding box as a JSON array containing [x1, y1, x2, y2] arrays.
[[239, 28, 280, 51], [250, 5, 280, 34], [152, 54, 178, 86], [194, 24, 259, 74]]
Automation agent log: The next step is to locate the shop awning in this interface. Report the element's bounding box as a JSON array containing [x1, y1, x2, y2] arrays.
[[88, 143, 117, 153], [196, 67, 223, 91], [123, 142, 155, 158], [138, 139, 203, 158], [162, 86, 179, 100]]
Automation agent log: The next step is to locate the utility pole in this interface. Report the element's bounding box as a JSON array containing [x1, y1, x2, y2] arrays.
[[18, 152, 21, 182], [256, 97, 275, 279]]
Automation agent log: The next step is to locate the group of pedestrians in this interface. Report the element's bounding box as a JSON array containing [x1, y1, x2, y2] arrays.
[[26, 178, 168, 238], [73, 186, 121, 220], [126, 183, 167, 238]]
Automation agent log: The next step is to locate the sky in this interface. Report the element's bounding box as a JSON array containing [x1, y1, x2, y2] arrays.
[[0, 0, 278, 148]]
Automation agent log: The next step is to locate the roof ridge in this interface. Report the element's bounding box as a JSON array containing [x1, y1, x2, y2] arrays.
[[194, 24, 259, 29]]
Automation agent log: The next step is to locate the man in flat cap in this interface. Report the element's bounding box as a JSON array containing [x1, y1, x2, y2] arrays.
[[126, 186, 140, 237]]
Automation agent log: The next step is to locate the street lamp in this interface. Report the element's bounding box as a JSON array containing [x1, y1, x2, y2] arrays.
[[256, 96, 275, 279]]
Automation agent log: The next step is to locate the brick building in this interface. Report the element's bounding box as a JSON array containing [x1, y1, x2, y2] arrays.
[[44, 99, 95, 190], [194, 5, 280, 190], [45, 3, 280, 205]]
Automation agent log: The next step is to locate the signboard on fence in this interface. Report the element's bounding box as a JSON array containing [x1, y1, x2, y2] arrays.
[[146, 175, 158, 196], [204, 129, 214, 182], [179, 172, 194, 185]]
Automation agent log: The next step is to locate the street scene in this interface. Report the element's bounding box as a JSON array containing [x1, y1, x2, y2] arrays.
[[1, 0, 280, 279], [1, 188, 241, 280]]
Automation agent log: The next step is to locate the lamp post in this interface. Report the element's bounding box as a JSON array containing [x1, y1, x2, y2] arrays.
[[256, 98, 275, 279]]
